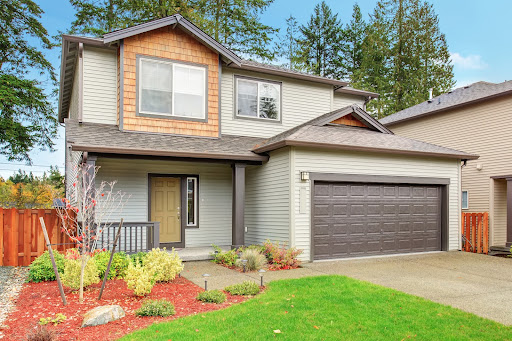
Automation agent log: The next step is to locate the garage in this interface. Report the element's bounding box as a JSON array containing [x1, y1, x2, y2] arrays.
[[312, 181, 443, 260]]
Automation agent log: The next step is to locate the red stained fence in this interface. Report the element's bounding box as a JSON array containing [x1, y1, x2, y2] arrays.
[[461, 212, 489, 254], [0, 208, 74, 266]]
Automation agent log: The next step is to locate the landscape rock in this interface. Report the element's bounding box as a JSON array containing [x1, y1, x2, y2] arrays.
[[81, 305, 125, 327]]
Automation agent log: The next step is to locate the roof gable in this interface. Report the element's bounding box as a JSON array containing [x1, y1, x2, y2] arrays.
[[103, 14, 242, 66]]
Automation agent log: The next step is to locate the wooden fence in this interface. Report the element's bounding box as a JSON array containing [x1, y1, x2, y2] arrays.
[[461, 212, 489, 254], [0, 208, 74, 266]]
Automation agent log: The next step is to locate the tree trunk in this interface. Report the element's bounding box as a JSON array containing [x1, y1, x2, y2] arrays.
[[79, 255, 87, 303]]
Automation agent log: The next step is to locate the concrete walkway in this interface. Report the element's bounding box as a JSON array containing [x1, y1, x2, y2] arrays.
[[181, 252, 512, 325]]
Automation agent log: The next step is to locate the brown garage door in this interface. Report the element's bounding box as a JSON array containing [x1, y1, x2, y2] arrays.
[[312, 182, 442, 260]]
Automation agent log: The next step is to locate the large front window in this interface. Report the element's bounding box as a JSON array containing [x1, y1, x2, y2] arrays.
[[236, 77, 281, 120], [139, 57, 206, 119]]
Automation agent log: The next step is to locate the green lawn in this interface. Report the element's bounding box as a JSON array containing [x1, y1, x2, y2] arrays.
[[120, 275, 512, 340]]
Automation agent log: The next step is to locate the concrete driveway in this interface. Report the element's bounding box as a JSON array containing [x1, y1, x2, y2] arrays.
[[305, 251, 512, 325]]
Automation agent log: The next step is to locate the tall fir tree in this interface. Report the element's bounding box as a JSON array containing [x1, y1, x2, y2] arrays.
[[276, 15, 301, 70], [0, 0, 58, 161], [68, 0, 278, 61], [358, 0, 454, 117], [343, 4, 367, 84], [297, 1, 346, 79]]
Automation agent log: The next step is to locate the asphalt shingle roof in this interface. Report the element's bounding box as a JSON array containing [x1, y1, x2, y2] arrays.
[[380, 81, 512, 125]]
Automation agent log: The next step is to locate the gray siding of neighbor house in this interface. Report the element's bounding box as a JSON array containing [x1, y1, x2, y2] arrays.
[[94, 157, 232, 247], [388, 95, 512, 246], [245, 148, 291, 245], [83, 46, 118, 125], [220, 68, 364, 138], [291, 147, 461, 260]]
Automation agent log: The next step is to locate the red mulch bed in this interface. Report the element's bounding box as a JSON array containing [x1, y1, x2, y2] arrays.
[[1, 278, 247, 341]]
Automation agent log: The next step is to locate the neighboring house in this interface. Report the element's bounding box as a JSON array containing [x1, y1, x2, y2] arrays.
[[380, 81, 512, 249], [59, 15, 477, 261]]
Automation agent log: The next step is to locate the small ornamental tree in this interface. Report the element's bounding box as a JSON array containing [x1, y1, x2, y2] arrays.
[[56, 162, 128, 302]]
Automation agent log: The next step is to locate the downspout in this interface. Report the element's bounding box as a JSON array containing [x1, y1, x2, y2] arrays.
[[119, 39, 124, 131], [363, 96, 371, 111], [78, 43, 84, 123]]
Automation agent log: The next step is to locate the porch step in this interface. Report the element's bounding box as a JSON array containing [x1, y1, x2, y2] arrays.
[[176, 245, 230, 262], [489, 245, 511, 256]]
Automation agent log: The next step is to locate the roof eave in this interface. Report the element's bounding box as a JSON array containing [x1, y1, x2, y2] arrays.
[[232, 63, 349, 87], [335, 87, 379, 98], [71, 144, 269, 162], [383, 89, 512, 126], [253, 139, 479, 160]]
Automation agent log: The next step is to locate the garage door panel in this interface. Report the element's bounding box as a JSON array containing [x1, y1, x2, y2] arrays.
[[313, 182, 442, 260]]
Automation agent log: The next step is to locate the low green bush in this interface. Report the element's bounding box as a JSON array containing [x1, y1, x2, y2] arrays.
[[196, 290, 226, 304], [135, 299, 175, 317], [236, 248, 267, 271], [28, 250, 66, 283], [94, 250, 130, 279], [211, 244, 239, 266], [224, 281, 260, 296], [125, 261, 156, 296], [130, 252, 147, 266], [61, 256, 100, 290]]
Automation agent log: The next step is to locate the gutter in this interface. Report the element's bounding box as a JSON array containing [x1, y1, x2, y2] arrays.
[[252, 139, 479, 161], [71, 145, 269, 162]]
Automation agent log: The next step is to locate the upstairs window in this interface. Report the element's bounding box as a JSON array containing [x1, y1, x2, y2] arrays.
[[138, 57, 206, 120], [236, 77, 281, 121]]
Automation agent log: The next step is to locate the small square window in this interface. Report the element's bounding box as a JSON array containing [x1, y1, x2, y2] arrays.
[[462, 191, 468, 210], [236, 77, 281, 121]]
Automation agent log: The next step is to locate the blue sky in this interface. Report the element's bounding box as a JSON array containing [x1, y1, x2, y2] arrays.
[[1, 0, 510, 178]]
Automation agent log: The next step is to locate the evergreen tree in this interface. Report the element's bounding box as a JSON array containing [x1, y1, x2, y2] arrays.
[[297, 1, 345, 79], [0, 0, 58, 161], [276, 15, 301, 70], [358, 0, 454, 117], [68, 0, 278, 61], [343, 4, 367, 84]]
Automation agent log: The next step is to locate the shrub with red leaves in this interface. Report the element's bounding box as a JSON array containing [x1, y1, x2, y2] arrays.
[[262, 240, 303, 270]]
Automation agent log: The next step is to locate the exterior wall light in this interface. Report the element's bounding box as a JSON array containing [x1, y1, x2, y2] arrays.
[[258, 269, 266, 287], [300, 171, 310, 181]]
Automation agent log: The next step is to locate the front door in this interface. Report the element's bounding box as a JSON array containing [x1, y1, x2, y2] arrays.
[[150, 177, 181, 244]]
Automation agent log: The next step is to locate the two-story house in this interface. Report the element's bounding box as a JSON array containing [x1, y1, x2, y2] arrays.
[[59, 15, 477, 261], [380, 81, 512, 252]]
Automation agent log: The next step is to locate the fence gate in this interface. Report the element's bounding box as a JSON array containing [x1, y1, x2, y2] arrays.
[[461, 212, 489, 254]]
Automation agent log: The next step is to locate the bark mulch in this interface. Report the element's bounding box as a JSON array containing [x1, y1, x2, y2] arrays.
[[1, 277, 247, 340]]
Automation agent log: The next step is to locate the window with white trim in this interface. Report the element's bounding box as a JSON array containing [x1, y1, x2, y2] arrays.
[[187, 177, 198, 226], [462, 190, 469, 210], [236, 77, 280, 120], [138, 57, 206, 119]]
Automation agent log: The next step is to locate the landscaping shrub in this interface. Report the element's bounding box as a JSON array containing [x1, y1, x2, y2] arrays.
[[263, 240, 303, 270], [135, 299, 175, 317], [125, 261, 156, 296], [196, 290, 226, 304], [25, 325, 57, 341], [143, 247, 184, 282], [224, 281, 260, 296], [28, 250, 66, 283], [236, 248, 266, 271], [61, 256, 100, 290], [39, 313, 66, 326], [130, 251, 147, 266], [94, 250, 130, 279], [246, 244, 265, 253], [211, 244, 239, 266]]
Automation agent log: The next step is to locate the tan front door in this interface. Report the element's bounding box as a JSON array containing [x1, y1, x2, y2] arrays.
[[150, 177, 181, 243]]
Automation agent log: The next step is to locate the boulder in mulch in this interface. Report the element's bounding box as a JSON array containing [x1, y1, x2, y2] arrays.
[[81, 305, 125, 327]]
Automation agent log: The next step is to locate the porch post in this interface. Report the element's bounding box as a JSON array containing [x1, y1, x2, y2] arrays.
[[232, 163, 246, 249], [507, 178, 512, 247]]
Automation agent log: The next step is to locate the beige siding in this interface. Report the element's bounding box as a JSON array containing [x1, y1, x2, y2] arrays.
[[95, 158, 232, 247], [68, 59, 80, 120], [389, 95, 512, 245], [332, 93, 365, 110], [292, 147, 461, 261], [493, 179, 507, 245], [221, 68, 333, 138], [245, 148, 291, 245], [83, 46, 117, 125]]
